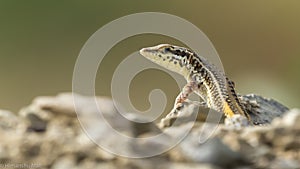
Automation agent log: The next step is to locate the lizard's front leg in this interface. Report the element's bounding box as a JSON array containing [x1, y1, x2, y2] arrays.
[[166, 81, 202, 118], [160, 81, 207, 127]]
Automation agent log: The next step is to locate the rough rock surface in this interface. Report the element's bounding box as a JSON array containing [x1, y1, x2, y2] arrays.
[[0, 93, 299, 169]]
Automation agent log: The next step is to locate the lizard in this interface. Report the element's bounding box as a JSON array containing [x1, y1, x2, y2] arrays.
[[139, 44, 252, 126]]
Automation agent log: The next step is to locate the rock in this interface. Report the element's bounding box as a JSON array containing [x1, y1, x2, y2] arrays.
[[0, 93, 298, 169], [269, 158, 300, 169], [239, 94, 289, 125], [51, 155, 77, 169], [0, 145, 8, 160], [128, 114, 162, 137], [76, 160, 117, 169], [0, 109, 22, 130], [177, 136, 247, 167], [165, 121, 249, 167], [217, 109, 300, 169], [159, 163, 221, 169], [272, 108, 300, 128], [224, 114, 250, 129], [26, 113, 47, 132]]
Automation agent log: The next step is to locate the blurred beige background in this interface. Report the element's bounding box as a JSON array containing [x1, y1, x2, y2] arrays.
[[0, 1, 299, 113]]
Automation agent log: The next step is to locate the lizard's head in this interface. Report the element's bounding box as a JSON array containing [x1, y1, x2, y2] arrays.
[[140, 44, 191, 75]]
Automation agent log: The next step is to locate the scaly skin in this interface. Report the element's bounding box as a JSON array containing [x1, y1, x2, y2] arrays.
[[140, 44, 251, 123]]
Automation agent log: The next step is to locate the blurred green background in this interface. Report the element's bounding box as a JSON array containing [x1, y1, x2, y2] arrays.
[[0, 1, 299, 113]]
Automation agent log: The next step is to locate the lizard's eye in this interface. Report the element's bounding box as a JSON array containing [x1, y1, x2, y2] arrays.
[[164, 47, 171, 52]]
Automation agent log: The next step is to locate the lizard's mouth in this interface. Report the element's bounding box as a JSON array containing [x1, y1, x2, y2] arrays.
[[140, 44, 173, 57], [139, 47, 155, 57], [139, 48, 148, 56], [139, 48, 158, 61]]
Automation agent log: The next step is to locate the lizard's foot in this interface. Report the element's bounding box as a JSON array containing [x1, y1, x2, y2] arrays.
[[159, 100, 207, 128], [224, 114, 251, 129], [160, 102, 189, 128], [166, 102, 185, 118], [160, 102, 187, 128]]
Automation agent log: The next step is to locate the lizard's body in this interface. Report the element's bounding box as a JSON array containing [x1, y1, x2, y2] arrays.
[[140, 44, 251, 123]]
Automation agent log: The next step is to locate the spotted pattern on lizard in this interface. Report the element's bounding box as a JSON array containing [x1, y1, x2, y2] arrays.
[[140, 44, 251, 124]]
